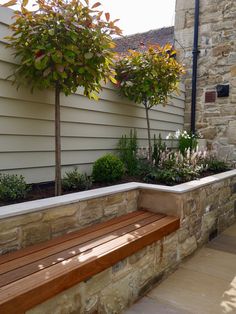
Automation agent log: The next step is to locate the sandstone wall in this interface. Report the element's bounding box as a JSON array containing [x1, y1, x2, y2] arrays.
[[26, 173, 236, 314], [175, 0, 236, 163], [0, 190, 139, 255]]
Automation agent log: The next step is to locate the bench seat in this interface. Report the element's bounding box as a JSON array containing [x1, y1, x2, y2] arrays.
[[0, 210, 180, 313]]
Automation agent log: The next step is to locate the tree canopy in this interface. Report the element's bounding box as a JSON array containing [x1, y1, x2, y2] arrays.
[[3, 0, 121, 99], [115, 44, 184, 108]]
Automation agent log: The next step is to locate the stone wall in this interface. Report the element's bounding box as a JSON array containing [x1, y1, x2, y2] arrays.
[[26, 236, 178, 314], [175, 0, 236, 163], [140, 173, 236, 253], [0, 190, 139, 255], [26, 173, 236, 314]]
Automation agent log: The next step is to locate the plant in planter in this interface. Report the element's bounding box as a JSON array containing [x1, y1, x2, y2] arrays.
[[0, 173, 30, 203], [2, 0, 121, 195], [92, 154, 125, 183], [115, 44, 184, 160], [118, 129, 138, 176], [62, 168, 92, 192], [166, 129, 202, 154]]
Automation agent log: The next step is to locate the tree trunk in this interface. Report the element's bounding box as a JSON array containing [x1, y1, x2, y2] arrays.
[[55, 83, 61, 196], [144, 101, 152, 161]]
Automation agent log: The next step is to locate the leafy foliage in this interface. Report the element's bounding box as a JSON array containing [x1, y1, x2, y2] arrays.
[[92, 154, 125, 183], [114, 44, 184, 157], [204, 157, 229, 173], [152, 134, 166, 166], [0, 173, 30, 202], [166, 130, 201, 154], [3, 0, 121, 98], [115, 45, 184, 107], [118, 129, 138, 175], [62, 168, 92, 191], [145, 149, 206, 185]]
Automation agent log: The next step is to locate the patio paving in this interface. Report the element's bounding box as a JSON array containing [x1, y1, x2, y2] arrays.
[[125, 222, 236, 314]]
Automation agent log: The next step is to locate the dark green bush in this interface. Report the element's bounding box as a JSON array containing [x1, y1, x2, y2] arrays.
[[118, 129, 138, 176], [205, 157, 229, 173], [92, 154, 125, 183], [62, 168, 92, 191], [0, 173, 30, 202]]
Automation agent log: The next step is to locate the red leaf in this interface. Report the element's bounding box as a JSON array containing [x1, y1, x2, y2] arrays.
[[92, 2, 101, 9], [105, 12, 110, 22]]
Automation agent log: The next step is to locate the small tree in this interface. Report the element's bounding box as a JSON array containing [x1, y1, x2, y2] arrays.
[[115, 44, 184, 160], [2, 0, 121, 195]]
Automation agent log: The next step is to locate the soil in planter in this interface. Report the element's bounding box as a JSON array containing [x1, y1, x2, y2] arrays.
[[0, 169, 232, 206]]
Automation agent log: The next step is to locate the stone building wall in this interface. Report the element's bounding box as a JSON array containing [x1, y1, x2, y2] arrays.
[[175, 0, 236, 163]]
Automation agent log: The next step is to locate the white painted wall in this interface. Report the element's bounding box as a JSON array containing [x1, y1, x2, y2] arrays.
[[0, 8, 185, 183]]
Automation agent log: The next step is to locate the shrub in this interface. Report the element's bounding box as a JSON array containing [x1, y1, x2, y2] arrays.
[[145, 149, 206, 185], [0, 173, 30, 202], [118, 129, 138, 176], [152, 134, 166, 166], [92, 154, 125, 183], [62, 168, 92, 191], [166, 130, 200, 154], [205, 157, 229, 173]]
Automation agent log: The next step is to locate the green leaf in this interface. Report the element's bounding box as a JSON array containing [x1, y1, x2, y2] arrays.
[[1, 0, 17, 7], [84, 52, 93, 59]]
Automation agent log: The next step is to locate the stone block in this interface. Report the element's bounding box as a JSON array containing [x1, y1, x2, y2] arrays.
[[179, 236, 197, 260], [0, 228, 18, 245], [26, 284, 81, 314], [0, 213, 42, 232], [99, 272, 138, 314], [51, 216, 78, 235], [78, 201, 103, 226], [105, 193, 124, 206], [22, 223, 51, 247], [42, 204, 78, 222], [82, 269, 111, 296], [227, 120, 236, 144]]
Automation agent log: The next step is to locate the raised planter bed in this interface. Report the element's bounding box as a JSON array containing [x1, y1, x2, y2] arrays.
[[0, 170, 235, 313]]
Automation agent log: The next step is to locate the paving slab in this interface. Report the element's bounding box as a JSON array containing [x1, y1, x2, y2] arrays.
[[181, 247, 236, 281], [125, 222, 236, 314], [207, 234, 236, 255], [125, 297, 191, 314], [223, 224, 236, 237], [147, 268, 236, 314]]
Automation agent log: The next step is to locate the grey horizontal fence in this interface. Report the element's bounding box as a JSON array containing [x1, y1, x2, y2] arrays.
[[0, 8, 185, 183]]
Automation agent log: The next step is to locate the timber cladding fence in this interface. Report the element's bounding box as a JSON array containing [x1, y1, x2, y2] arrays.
[[0, 7, 185, 184]]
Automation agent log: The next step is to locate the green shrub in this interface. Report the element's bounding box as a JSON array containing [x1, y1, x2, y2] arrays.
[[0, 173, 30, 202], [205, 157, 229, 173], [118, 129, 138, 176], [152, 134, 166, 166], [92, 154, 125, 183], [62, 168, 92, 191], [166, 130, 200, 154]]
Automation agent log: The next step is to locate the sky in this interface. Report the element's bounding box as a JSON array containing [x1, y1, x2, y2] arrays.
[[97, 0, 176, 36], [0, 0, 176, 36]]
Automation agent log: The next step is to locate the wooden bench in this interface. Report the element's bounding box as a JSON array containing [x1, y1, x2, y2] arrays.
[[0, 210, 180, 313]]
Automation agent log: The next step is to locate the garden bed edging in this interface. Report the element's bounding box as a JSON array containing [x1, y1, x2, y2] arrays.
[[1, 170, 236, 313]]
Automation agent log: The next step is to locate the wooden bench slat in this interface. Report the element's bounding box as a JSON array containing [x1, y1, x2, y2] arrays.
[[0, 211, 160, 276], [0, 216, 180, 313], [0, 210, 147, 266], [0, 214, 165, 287]]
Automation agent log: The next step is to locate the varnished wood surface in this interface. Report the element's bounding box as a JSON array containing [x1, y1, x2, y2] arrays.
[[0, 210, 180, 314]]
